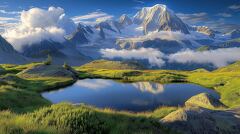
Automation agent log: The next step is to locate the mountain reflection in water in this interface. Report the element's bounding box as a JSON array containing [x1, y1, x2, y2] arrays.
[[42, 79, 219, 112]]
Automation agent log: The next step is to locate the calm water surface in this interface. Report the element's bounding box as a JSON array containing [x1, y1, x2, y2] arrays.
[[42, 79, 219, 112]]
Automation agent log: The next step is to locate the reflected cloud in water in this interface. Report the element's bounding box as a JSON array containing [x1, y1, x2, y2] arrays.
[[75, 79, 112, 90]]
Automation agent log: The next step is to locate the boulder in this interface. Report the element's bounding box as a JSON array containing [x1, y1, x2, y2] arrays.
[[185, 93, 226, 109], [161, 107, 240, 134]]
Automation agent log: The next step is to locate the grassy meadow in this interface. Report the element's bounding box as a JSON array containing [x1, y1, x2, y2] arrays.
[[0, 60, 239, 133]]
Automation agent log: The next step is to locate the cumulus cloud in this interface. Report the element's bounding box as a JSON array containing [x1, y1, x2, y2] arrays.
[[3, 7, 76, 52], [168, 48, 240, 67], [100, 48, 165, 67], [72, 11, 114, 25]]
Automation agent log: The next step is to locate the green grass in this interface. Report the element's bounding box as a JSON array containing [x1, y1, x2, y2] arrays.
[[1, 60, 240, 133], [0, 103, 176, 134], [80, 59, 144, 70], [76, 68, 187, 83], [76, 61, 240, 108], [0, 69, 75, 113]]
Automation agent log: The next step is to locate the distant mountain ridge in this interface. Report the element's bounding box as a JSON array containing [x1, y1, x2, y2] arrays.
[[0, 35, 27, 64], [1, 4, 239, 69]]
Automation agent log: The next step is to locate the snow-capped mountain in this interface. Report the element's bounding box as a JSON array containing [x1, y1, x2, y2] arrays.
[[190, 26, 219, 38], [65, 4, 231, 58], [230, 29, 240, 39], [2, 4, 237, 68], [119, 14, 133, 26], [67, 23, 91, 45], [133, 4, 189, 34]]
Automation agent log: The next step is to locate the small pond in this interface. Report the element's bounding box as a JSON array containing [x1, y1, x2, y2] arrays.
[[42, 79, 219, 112]]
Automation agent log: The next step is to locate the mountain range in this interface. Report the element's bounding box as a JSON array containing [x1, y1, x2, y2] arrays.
[[0, 4, 239, 69]]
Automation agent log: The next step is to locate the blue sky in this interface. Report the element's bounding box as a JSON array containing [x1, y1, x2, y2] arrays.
[[0, 0, 240, 32]]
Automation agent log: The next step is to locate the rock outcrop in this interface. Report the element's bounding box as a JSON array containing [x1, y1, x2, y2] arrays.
[[119, 14, 133, 26], [18, 64, 78, 79], [161, 107, 240, 134], [191, 26, 218, 38], [185, 93, 226, 109]]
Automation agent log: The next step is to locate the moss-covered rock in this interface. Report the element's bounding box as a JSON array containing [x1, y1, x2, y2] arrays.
[[17, 64, 78, 79], [185, 93, 226, 109]]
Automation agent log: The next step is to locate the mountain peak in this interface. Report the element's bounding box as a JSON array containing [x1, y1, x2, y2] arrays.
[[133, 4, 189, 34], [0, 35, 17, 53], [152, 4, 167, 10], [230, 29, 240, 39], [119, 14, 133, 26]]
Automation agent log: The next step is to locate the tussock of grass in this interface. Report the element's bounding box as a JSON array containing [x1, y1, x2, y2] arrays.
[[0, 103, 176, 134]]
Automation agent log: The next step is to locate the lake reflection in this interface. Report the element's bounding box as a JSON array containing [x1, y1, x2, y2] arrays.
[[42, 79, 219, 112]]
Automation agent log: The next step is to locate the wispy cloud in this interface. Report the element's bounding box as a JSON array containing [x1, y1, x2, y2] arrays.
[[72, 11, 114, 25], [176, 12, 209, 25], [229, 4, 240, 11], [0, 9, 20, 15], [0, 17, 19, 33], [177, 12, 239, 32], [205, 18, 240, 33], [0, 5, 8, 8], [216, 13, 232, 17], [133, 0, 145, 4], [0, 17, 18, 21]]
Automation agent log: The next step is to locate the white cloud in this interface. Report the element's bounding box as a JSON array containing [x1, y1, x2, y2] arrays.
[[176, 12, 209, 25], [0, 17, 18, 21], [229, 4, 240, 10], [3, 6, 76, 52], [205, 19, 240, 33], [216, 13, 232, 17], [0, 17, 19, 33], [0, 9, 20, 15], [100, 48, 165, 67], [101, 47, 240, 68], [133, 0, 145, 4], [168, 48, 240, 67], [76, 79, 112, 90], [72, 11, 114, 25]]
